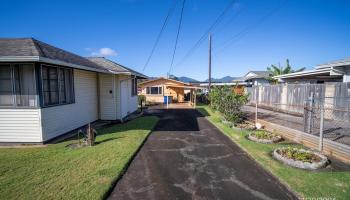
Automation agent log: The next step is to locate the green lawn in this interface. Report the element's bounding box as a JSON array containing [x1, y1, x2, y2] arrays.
[[0, 116, 158, 200], [197, 105, 350, 200]]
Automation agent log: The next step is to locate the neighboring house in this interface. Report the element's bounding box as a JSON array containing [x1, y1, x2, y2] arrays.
[[0, 38, 146, 143], [138, 77, 195, 104], [274, 57, 350, 83], [240, 71, 271, 86]]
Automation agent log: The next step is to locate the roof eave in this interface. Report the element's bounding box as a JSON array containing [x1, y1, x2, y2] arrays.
[[0, 56, 114, 74], [0, 56, 40, 62], [273, 68, 344, 79], [316, 61, 350, 69]]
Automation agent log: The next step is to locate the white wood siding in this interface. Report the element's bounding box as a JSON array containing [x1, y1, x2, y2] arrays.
[[99, 73, 117, 120], [41, 70, 98, 141], [0, 109, 42, 142]]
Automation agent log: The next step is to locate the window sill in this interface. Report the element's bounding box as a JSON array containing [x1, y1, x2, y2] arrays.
[[0, 106, 40, 109], [41, 102, 75, 108]]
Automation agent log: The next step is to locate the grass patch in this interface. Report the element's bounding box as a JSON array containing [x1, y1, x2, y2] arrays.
[[0, 116, 158, 200], [197, 105, 350, 199]]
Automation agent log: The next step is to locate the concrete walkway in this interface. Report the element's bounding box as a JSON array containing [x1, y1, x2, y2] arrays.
[[108, 108, 297, 200]]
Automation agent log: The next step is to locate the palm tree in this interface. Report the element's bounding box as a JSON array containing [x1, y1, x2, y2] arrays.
[[267, 59, 305, 77]]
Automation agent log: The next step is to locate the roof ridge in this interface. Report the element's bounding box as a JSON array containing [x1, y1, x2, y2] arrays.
[[31, 38, 45, 57]]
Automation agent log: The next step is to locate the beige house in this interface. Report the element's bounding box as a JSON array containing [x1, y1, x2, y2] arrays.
[[0, 38, 146, 143], [138, 78, 196, 104]]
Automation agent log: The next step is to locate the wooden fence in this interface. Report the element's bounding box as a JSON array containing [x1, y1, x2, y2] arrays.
[[245, 82, 350, 117]]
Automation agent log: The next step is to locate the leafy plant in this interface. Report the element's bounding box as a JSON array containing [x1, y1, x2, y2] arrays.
[[278, 147, 321, 163], [267, 59, 305, 82], [209, 86, 248, 124], [251, 130, 278, 140]]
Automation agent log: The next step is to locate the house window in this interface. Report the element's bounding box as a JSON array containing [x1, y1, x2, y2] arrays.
[[146, 86, 162, 95], [41, 65, 74, 107], [131, 77, 137, 96], [0, 65, 13, 106], [0, 64, 37, 107]]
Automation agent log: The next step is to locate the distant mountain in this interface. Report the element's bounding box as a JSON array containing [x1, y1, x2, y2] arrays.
[[145, 75, 238, 83], [204, 76, 239, 83], [177, 76, 199, 83]]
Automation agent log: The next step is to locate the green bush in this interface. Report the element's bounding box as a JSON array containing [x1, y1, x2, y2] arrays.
[[138, 95, 146, 106], [209, 86, 248, 124], [196, 93, 210, 104]]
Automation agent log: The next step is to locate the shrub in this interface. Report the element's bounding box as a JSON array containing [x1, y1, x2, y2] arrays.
[[196, 93, 210, 104], [138, 95, 146, 106], [209, 86, 248, 124]]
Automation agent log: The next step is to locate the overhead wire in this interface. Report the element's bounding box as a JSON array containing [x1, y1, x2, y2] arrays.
[[168, 0, 186, 75], [214, 0, 289, 56], [174, 0, 237, 68], [142, 0, 178, 72]]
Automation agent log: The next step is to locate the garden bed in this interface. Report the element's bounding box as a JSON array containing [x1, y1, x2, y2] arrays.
[[248, 130, 282, 144], [273, 147, 328, 170]]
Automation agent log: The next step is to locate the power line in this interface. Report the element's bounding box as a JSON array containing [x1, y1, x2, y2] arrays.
[[142, 0, 178, 72], [168, 0, 186, 75], [214, 0, 289, 56], [174, 0, 237, 68]]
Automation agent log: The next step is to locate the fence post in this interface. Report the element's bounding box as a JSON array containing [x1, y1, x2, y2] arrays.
[[307, 92, 314, 134], [319, 104, 325, 152], [255, 101, 258, 125]]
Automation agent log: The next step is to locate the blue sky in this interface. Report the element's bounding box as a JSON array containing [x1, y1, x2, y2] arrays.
[[1, 0, 350, 80]]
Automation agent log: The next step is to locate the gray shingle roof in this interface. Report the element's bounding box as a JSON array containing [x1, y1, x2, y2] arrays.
[[87, 57, 147, 78], [0, 38, 109, 72], [316, 57, 350, 69], [241, 71, 271, 81]]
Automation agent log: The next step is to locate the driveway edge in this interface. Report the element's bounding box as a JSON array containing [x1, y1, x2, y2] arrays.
[[201, 113, 301, 200], [102, 117, 159, 200]]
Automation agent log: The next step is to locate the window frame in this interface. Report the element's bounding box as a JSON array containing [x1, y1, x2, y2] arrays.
[[131, 76, 138, 96], [40, 64, 75, 108], [0, 63, 38, 108], [146, 86, 163, 95]]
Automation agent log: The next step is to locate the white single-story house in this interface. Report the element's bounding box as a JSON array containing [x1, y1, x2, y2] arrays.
[[240, 71, 271, 87], [274, 57, 350, 83], [0, 38, 147, 143]]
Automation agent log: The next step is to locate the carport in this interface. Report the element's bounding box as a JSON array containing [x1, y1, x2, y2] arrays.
[[163, 84, 202, 109]]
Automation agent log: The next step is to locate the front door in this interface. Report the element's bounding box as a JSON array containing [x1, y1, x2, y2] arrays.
[[120, 80, 129, 119]]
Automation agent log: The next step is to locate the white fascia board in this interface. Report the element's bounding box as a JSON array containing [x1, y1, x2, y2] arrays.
[[273, 68, 333, 79], [0, 56, 40, 62]]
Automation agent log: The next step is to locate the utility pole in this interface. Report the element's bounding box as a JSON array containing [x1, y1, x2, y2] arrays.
[[208, 33, 212, 93]]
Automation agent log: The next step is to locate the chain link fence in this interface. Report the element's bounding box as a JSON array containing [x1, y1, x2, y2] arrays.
[[304, 97, 350, 149], [245, 82, 350, 150]]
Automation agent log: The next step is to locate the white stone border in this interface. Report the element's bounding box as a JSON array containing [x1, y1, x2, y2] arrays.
[[248, 132, 282, 144], [273, 147, 328, 170]]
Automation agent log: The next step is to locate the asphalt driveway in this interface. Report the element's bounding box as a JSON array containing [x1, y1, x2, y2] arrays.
[[108, 108, 297, 200]]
